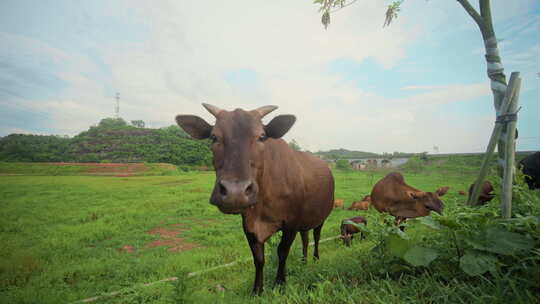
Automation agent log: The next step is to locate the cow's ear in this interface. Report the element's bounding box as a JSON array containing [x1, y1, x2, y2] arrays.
[[436, 186, 449, 197], [409, 191, 426, 199], [264, 115, 296, 138], [175, 115, 212, 139]]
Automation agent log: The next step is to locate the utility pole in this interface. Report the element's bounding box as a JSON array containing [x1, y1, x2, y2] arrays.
[[115, 92, 120, 118]]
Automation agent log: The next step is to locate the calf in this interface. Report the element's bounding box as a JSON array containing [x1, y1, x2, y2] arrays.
[[348, 195, 371, 210], [468, 180, 495, 205], [340, 216, 367, 246], [334, 199, 344, 209]]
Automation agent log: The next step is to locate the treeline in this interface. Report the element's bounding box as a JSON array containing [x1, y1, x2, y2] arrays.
[[0, 118, 212, 166], [315, 148, 416, 160]]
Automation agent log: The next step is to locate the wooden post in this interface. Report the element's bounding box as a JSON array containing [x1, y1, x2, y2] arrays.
[[501, 78, 521, 218], [468, 72, 521, 206]]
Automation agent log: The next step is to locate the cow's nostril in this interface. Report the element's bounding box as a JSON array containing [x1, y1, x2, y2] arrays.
[[245, 183, 254, 195], [219, 182, 227, 196]]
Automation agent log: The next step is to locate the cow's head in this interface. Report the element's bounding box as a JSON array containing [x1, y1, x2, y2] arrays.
[[409, 189, 446, 215], [176, 104, 295, 214]]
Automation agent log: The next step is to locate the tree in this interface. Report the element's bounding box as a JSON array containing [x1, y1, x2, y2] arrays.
[[288, 139, 302, 151], [98, 117, 127, 128], [131, 120, 145, 128], [336, 159, 351, 170]]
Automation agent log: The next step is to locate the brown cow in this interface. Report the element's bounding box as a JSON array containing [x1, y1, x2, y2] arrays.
[[176, 104, 334, 294], [348, 195, 371, 210], [371, 172, 446, 228], [458, 190, 467, 196], [334, 199, 344, 208], [468, 180, 495, 205], [340, 216, 367, 246], [436, 186, 450, 196]]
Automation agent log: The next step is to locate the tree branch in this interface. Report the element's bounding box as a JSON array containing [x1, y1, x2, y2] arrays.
[[329, 0, 358, 13], [479, 0, 495, 39], [456, 0, 486, 33]]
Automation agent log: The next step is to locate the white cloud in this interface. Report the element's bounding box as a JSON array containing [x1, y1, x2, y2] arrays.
[[2, 0, 537, 153], [396, 82, 490, 105]]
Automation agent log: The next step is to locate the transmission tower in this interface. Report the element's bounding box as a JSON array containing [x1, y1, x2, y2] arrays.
[[115, 92, 120, 118]]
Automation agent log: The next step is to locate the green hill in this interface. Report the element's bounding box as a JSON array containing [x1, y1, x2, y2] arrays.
[[315, 148, 380, 159], [0, 118, 212, 166]]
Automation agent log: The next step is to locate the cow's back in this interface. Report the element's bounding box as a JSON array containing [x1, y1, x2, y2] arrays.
[[370, 172, 424, 218], [371, 172, 407, 213]]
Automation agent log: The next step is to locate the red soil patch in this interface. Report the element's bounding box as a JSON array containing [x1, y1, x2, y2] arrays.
[[146, 225, 198, 252], [157, 180, 193, 186], [86, 163, 146, 176]]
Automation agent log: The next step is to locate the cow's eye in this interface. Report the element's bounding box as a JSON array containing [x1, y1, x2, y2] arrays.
[[210, 134, 218, 143], [258, 134, 267, 142]]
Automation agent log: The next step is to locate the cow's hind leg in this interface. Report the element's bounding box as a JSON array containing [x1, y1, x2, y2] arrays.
[[313, 223, 324, 260], [275, 230, 297, 286], [300, 230, 308, 263]]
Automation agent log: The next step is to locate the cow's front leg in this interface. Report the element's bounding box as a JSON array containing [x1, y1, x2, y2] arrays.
[[246, 233, 265, 295], [395, 216, 407, 231], [275, 230, 297, 286]]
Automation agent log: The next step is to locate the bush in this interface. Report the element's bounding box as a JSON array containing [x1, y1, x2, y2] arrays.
[[335, 159, 351, 170]]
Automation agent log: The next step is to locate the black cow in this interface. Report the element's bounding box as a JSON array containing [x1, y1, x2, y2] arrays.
[[520, 152, 540, 190]]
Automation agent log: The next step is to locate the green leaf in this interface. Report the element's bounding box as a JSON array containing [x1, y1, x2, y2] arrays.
[[386, 232, 412, 258], [403, 246, 438, 267], [460, 251, 498, 276], [416, 216, 441, 230], [388, 225, 410, 240], [465, 226, 534, 255], [436, 216, 460, 229], [321, 10, 330, 29]]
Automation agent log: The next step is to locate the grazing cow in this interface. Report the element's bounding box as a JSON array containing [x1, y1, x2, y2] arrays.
[[176, 104, 334, 294], [458, 190, 467, 196], [371, 172, 446, 228], [340, 216, 367, 246], [520, 152, 540, 190], [468, 180, 495, 205], [436, 186, 450, 196], [334, 199, 344, 209], [348, 195, 371, 210]]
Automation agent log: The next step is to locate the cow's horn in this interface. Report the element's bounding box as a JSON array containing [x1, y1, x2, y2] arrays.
[[255, 105, 278, 118], [202, 103, 223, 117]]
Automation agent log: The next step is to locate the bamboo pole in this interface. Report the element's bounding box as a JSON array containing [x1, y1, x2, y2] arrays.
[[501, 78, 521, 218], [468, 72, 520, 206]]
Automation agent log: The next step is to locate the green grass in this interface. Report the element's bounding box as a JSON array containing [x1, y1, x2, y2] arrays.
[[1, 162, 539, 303], [0, 162, 179, 176]]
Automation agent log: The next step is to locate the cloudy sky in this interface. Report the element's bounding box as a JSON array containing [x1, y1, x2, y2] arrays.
[[1, 0, 539, 153]]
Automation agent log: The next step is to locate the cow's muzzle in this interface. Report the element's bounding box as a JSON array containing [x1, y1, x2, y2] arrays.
[[210, 179, 258, 214]]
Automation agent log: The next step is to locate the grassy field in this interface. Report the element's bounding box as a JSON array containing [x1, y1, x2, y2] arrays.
[[0, 162, 180, 176], [1, 159, 539, 303]]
